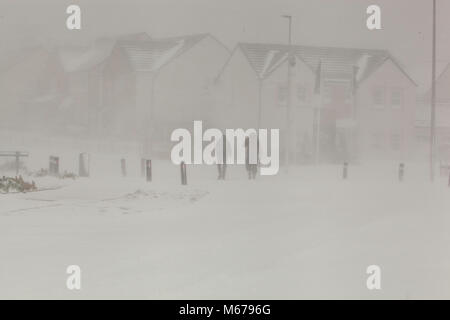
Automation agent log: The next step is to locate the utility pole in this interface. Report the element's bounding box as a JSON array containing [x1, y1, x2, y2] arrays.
[[145, 73, 157, 159], [282, 15, 293, 170], [257, 79, 262, 130], [430, 0, 437, 182], [315, 65, 323, 164]]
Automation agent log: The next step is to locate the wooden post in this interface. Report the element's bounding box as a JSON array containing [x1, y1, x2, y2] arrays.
[[399, 163, 405, 182], [15, 151, 20, 176], [121, 158, 127, 177], [49, 156, 59, 176], [180, 161, 187, 185], [343, 162, 348, 180], [146, 160, 152, 182], [78, 153, 89, 177]]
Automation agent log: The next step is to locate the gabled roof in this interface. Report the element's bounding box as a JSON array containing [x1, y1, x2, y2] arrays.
[[233, 42, 416, 86], [420, 63, 450, 103], [58, 39, 115, 73], [57, 33, 212, 73], [0, 46, 51, 74], [117, 33, 209, 72]]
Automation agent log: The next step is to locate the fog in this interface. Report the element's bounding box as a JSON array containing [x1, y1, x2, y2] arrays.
[[1, 0, 450, 300]]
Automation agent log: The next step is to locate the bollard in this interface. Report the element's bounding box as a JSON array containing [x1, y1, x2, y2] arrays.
[[15, 152, 20, 176], [343, 162, 348, 180], [180, 161, 187, 185], [78, 153, 89, 177], [399, 163, 405, 182], [49, 156, 59, 176], [121, 158, 127, 177], [146, 160, 152, 182]]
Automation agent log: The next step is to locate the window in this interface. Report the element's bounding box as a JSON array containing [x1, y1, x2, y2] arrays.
[[391, 88, 403, 109], [372, 87, 385, 108]]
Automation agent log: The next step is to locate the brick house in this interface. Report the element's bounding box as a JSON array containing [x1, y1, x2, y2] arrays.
[[416, 63, 450, 164], [214, 43, 417, 163], [102, 33, 230, 157]]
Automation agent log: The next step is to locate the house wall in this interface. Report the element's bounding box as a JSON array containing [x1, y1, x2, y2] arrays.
[[151, 35, 230, 141], [356, 59, 417, 162], [102, 46, 136, 138], [436, 65, 450, 103], [65, 70, 90, 133], [213, 48, 260, 130], [260, 56, 316, 162], [102, 36, 230, 154], [135, 72, 154, 143], [215, 49, 316, 163], [0, 48, 57, 130], [217, 50, 417, 163]]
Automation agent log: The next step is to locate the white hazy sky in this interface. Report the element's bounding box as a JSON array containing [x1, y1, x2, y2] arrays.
[[1, 0, 449, 89]]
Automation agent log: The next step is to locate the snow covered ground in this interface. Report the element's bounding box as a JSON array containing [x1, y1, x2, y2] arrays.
[[1, 160, 450, 299]]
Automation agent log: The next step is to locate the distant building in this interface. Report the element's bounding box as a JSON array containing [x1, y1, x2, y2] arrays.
[[102, 33, 230, 156], [0, 46, 67, 133], [416, 63, 450, 162], [0, 33, 230, 155], [57, 38, 114, 136], [215, 43, 417, 163]]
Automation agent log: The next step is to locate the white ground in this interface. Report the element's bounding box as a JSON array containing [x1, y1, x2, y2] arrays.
[[1, 159, 450, 299]]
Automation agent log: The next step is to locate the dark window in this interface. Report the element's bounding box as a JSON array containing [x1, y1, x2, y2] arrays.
[[391, 88, 403, 109]]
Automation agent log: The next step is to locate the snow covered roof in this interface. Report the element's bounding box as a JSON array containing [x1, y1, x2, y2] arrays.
[[235, 43, 416, 85], [410, 62, 449, 96], [117, 34, 209, 72], [58, 39, 115, 73], [419, 63, 450, 104], [56, 33, 211, 74], [0, 46, 51, 74]]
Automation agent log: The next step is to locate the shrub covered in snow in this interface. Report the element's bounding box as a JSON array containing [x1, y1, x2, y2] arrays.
[[0, 176, 37, 193]]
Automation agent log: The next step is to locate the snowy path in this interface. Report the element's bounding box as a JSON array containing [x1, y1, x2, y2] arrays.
[[1, 164, 450, 299]]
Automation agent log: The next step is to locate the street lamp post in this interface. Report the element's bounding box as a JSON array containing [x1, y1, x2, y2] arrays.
[[282, 15, 293, 169], [430, 0, 437, 182]]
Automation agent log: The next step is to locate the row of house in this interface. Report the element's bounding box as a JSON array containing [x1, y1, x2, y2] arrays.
[[1, 32, 442, 163], [214, 43, 417, 163], [0, 32, 230, 158], [416, 63, 450, 162]]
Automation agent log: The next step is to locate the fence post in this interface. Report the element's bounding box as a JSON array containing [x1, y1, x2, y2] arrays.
[[121, 158, 127, 177], [49, 156, 59, 176], [180, 161, 187, 185], [146, 160, 152, 182], [399, 163, 405, 182], [15, 151, 20, 176], [78, 153, 89, 177], [343, 162, 348, 180]]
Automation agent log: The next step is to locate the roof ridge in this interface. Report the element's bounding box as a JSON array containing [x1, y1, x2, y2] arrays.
[[238, 41, 390, 54]]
